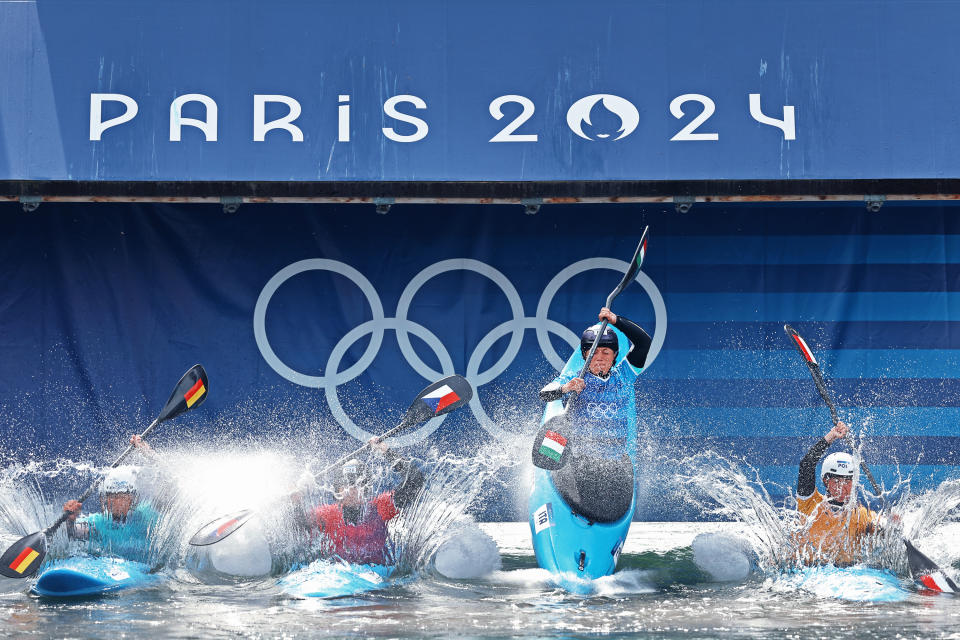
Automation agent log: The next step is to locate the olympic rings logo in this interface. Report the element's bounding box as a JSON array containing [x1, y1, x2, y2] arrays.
[[584, 402, 624, 421], [253, 258, 667, 445]]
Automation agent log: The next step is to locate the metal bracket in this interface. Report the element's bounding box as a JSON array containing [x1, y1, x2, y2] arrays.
[[19, 196, 41, 213], [864, 195, 886, 213], [522, 198, 542, 215], [373, 197, 394, 215], [673, 196, 695, 214], [220, 196, 242, 214]]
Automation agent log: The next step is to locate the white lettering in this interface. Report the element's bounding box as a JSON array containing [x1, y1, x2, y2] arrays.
[[489, 95, 538, 142], [670, 94, 718, 141], [749, 94, 796, 140], [253, 95, 303, 142], [89, 94, 138, 141], [338, 95, 350, 142], [382, 95, 428, 142], [170, 94, 218, 142]]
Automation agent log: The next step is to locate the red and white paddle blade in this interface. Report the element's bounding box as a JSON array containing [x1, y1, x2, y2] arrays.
[[188, 509, 257, 547], [905, 539, 959, 594]]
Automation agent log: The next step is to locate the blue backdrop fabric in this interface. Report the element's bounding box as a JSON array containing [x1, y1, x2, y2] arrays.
[[2, 200, 959, 519]]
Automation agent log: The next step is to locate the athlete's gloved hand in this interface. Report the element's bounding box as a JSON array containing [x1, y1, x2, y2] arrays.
[[63, 499, 82, 521], [562, 377, 585, 394]]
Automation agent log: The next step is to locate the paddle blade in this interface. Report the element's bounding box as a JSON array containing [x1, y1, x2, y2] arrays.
[[189, 509, 257, 547], [156, 364, 209, 424], [400, 375, 474, 427], [0, 532, 47, 578], [905, 539, 959, 594], [531, 419, 573, 471], [783, 324, 818, 365]]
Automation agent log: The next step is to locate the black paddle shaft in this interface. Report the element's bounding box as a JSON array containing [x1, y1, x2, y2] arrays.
[[783, 325, 881, 495], [571, 227, 649, 398]]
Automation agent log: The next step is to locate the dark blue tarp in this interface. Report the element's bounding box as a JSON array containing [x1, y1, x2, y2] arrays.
[[2, 200, 960, 519]]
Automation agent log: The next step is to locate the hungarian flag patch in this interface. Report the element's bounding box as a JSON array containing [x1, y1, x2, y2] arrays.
[[538, 430, 567, 462]]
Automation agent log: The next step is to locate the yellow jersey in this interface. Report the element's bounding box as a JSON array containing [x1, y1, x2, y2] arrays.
[[793, 490, 878, 566]]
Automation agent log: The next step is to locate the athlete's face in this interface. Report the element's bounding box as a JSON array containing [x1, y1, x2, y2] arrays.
[[335, 485, 363, 507], [824, 475, 853, 503], [103, 492, 134, 518], [588, 347, 616, 376]]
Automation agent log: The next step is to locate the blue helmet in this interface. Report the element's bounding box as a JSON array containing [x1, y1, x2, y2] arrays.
[[580, 324, 619, 358]]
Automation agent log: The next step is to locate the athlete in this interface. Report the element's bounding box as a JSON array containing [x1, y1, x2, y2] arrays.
[[62, 436, 160, 564], [295, 438, 425, 565], [538, 307, 651, 450], [794, 421, 881, 566]]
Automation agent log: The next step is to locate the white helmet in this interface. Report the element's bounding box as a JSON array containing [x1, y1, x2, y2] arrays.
[[101, 465, 140, 495], [821, 452, 855, 479]]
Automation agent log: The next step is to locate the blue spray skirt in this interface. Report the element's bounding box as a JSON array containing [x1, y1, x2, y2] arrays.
[[277, 559, 396, 599], [32, 556, 162, 598], [528, 328, 638, 588]]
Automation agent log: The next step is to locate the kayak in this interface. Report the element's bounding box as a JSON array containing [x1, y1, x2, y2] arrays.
[[277, 559, 396, 599], [528, 327, 638, 590], [777, 564, 910, 603], [32, 556, 162, 598]]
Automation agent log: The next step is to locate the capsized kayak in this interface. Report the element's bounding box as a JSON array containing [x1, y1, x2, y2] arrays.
[[775, 565, 910, 603], [32, 556, 162, 598], [528, 326, 638, 589], [278, 559, 395, 599]]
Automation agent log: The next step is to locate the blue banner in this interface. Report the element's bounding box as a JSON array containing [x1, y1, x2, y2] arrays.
[[2, 1, 960, 182], [2, 200, 960, 519]]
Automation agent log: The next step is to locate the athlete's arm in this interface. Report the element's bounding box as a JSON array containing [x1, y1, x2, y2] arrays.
[[540, 371, 578, 402], [797, 423, 847, 497], [613, 315, 652, 369], [383, 449, 425, 509], [798, 438, 830, 498]]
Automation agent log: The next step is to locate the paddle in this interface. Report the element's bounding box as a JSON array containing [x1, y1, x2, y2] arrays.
[[782, 324, 881, 494], [531, 226, 649, 471], [0, 364, 209, 579], [784, 326, 959, 593], [188, 374, 474, 546]]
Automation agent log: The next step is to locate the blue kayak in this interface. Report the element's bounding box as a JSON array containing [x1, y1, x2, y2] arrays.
[[278, 559, 396, 599], [780, 565, 910, 603], [529, 328, 638, 591], [32, 556, 162, 598]]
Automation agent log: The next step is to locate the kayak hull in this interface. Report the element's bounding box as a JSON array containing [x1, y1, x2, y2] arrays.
[[278, 560, 395, 599], [780, 565, 910, 603], [32, 557, 161, 598], [529, 467, 635, 589]]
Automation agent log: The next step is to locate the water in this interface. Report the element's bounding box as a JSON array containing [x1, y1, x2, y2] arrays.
[[2, 448, 960, 638], [2, 523, 960, 639]]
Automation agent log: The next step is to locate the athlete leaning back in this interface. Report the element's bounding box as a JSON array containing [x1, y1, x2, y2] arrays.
[[539, 307, 651, 453]]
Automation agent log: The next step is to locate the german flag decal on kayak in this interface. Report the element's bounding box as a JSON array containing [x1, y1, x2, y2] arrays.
[[184, 378, 206, 407]]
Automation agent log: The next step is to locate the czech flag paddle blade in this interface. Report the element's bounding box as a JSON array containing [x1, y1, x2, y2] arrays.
[[905, 539, 959, 594]]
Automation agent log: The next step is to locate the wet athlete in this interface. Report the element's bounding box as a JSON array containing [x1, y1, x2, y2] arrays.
[[538, 307, 651, 450], [794, 421, 881, 566], [62, 436, 160, 563], [296, 438, 425, 565]]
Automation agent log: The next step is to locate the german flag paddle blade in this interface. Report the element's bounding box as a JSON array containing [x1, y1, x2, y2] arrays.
[[0, 532, 46, 578], [157, 364, 208, 424]]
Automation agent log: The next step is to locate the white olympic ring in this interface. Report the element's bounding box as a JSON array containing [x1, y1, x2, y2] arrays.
[[585, 402, 624, 420], [253, 257, 667, 444]]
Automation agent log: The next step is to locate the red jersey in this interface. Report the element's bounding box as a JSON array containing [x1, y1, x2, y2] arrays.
[[307, 492, 399, 565]]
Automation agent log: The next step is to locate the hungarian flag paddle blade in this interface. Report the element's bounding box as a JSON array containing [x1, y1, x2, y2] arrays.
[[531, 420, 573, 471], [189, 509, 257, 547], [157, 364, 209, 424], [905, 539, 959, 594], [0, 531, 47, 578]]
